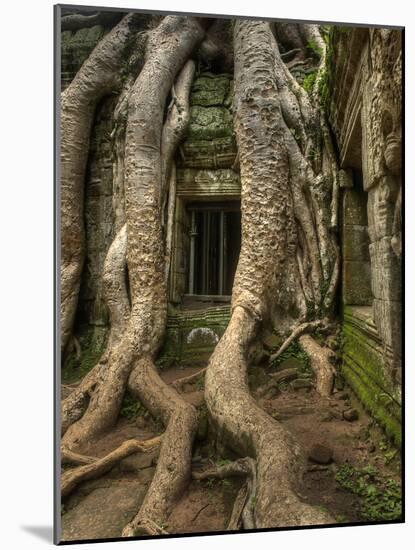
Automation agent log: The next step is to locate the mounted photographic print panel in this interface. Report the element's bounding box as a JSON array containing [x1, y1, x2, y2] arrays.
[[54, 3, 404, 544]]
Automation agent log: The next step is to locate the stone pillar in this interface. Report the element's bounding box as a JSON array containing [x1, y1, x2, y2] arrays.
[[342, 181, 372, 307], [360, 29, 402, 385]]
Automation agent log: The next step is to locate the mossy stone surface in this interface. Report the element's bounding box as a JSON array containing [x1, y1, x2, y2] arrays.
[[188, 106, 233, 141], [190, 73, 232, 107], [61, 25, 106, 88], [341, 309, 401, 446], [156, 306, 231, 369]]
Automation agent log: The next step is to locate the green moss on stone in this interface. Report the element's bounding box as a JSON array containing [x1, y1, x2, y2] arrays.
[[188, 106, 233, 141], [61, 25, 107, 88], [156, 307, 231, 369], [190, 73, 232, 107], [341, 309, 401, 446], [302, 71, 317, 94], [341, 364, 401, 446], [343, 325, 389, 390]]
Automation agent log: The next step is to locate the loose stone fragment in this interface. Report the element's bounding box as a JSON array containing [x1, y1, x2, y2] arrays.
[[343, 408, 359, 422], [308, 444, 334, 465]]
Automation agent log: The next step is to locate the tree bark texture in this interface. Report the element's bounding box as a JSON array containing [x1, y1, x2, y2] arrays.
[[60, 14, 139, 354], [60, 14, 343, 536], [205, 20, 333, 529], [62, 15, 205, 535]]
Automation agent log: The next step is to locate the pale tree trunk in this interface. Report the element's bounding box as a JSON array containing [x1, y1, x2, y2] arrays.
[[63, 15, 203, 448], [60, 225, 129, 436], [60, 14, 342, 536], [60, 13, 139, 354], [205, 20, 333, 529], [121, 19, 203, 536], [62, 15, 205, 535]]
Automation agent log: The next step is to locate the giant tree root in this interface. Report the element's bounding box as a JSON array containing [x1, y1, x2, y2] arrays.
[[203, 20, 335, 529], [61, 437, 161, 498], [61, 226, 130, 436], [205, 307, 334, 528], [60, 363, 102, 436], [121, 356, 198, 536], [60, 14, 140, 354], [61, 18, 206, 539], [298, 334, 336, 397], [61, 16, 205, 453], [227, 486, 249, 530], [268, 319, 336, 397]]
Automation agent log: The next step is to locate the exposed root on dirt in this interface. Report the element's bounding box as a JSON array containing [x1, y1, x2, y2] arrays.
[[61, 364, 101, 436], [61, 447, 98, 466], [122, 356, 199, 536], [206, 308, 333, 528], [299, 334, 336, 397], [227, 486, 248, 530], [127, 518, 169, 536], [170, 368, 207, 391], [62, 437, 161, 498]]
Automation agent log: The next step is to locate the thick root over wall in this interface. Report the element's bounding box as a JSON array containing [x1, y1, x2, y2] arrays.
[[61, 14, 339, 537], [62, 15, 206, 536], [205, 20, 333, 528]]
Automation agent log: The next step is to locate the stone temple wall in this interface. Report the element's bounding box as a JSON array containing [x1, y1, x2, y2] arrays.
[[62, 42, 240, 366], [61, 25, 108, 91], [75, 96, 117, 353], [329, 27, 402, 445], [61, 21, 403, 445], [164, 72, 240, 365], [61, 23, 117, 359]]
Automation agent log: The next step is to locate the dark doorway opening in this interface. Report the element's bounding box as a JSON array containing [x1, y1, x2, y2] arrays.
[[187, 202, 241, 297]]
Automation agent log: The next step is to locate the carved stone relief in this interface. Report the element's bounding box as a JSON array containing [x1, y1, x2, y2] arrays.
[[360, 29, 402, 383]]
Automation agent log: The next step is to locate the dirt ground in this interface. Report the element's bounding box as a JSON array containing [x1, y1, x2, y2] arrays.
[[60, 357, 401, 541]]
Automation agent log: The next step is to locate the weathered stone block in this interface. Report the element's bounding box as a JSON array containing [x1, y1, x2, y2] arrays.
[[369, 238, 401, 302], [177, 137, 237, 169], [176, 168, 240, 199], [372, 298, 402, 354], [188, 106, 233, 141], [339, 168, 354, 188], [343, 188, 368, 226], [342, 260, 372, 305], [343, 225, 370, 261], [308, 444, 333, 464], [342, 307, 401, 444], [181, 325, 224, 366], [61, 25, 106, 90], [190, 73, 231, 107]]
